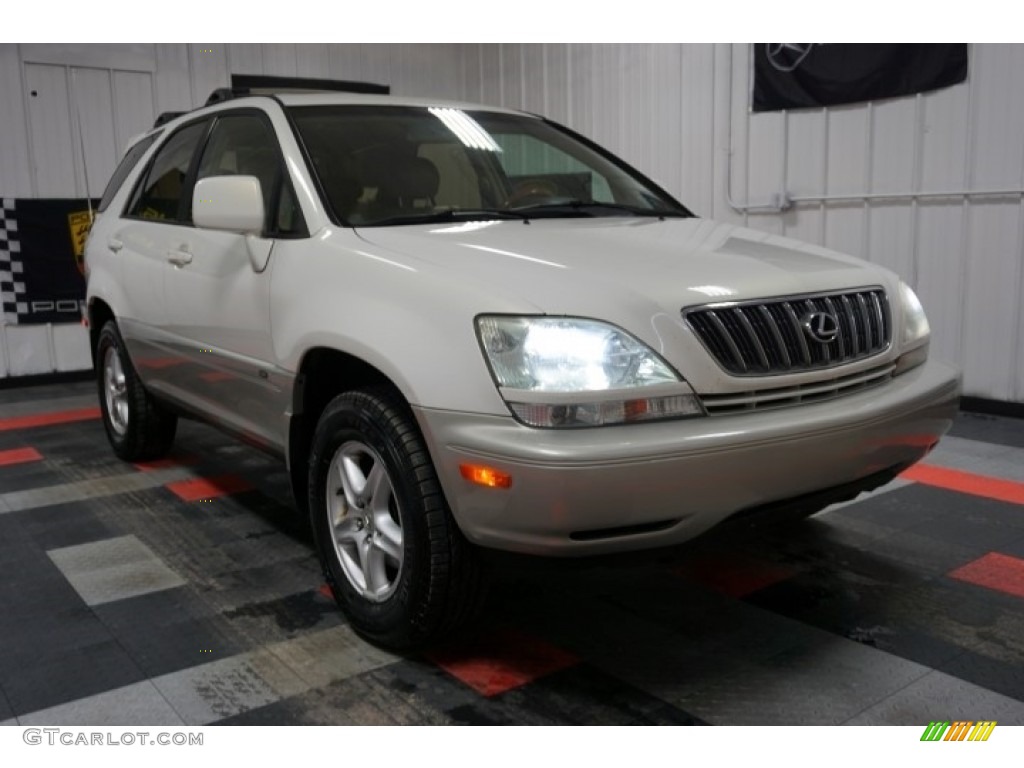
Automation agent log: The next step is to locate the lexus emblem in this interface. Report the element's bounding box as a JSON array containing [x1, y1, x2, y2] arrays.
[[802, 311, 839, 343]]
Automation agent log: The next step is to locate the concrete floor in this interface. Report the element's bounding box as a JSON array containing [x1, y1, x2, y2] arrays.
[[1, 380, 1023, 725]]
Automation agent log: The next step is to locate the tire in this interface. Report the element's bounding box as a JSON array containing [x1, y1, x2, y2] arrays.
[[308, 387, 486, 649], [96, 320, 177, 461]]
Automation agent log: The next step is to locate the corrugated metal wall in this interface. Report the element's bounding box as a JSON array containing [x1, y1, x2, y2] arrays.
[[459, 43, 1024, 403], [2, 43, 1022, 404]]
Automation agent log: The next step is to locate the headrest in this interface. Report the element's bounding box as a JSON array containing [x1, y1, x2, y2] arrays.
[[358, 149, 439, 200]]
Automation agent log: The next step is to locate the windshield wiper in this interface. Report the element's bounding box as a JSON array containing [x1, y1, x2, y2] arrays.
[[509, 200, 687, 218], [357, 208, 528, 227]]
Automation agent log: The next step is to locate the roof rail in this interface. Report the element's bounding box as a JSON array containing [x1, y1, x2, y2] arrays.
[[153, 111, 187, 128]]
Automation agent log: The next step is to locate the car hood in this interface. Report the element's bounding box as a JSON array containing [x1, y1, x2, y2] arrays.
[[354, 217, 895, 317]]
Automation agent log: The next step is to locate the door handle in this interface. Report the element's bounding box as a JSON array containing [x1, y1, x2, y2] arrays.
[[167, 248, 193, 267], [108, 238, 123, 253]]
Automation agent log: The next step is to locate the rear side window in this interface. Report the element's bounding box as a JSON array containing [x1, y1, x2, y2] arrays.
[[97, 132, 161, 213], [127, 121, 207, 223]]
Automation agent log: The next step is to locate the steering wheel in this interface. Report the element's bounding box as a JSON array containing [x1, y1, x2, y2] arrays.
[[505, 178, 560, 208]]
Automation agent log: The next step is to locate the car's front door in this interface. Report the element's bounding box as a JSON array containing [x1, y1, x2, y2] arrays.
[[161, 110, 302, 453]]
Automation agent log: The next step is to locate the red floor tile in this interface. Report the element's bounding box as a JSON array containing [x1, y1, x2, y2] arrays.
[[165, 473, 253, 501], [427, 628, 579, 697], [673, 553, 796, 598], [949, 552, 1024, 599], [0, 407, 100, 432], [902, 464, 1024, 506], [0, 446, 43, 466]]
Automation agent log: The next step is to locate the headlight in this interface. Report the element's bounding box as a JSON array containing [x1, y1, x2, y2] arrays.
[[476, 316, 704, 427], [900, 281, 930, 346], [895, 282, 930, 375]]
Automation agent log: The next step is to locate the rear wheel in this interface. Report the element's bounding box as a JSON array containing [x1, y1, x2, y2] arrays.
[[96, 321, 177, 461], [308, 387, 486, 649]]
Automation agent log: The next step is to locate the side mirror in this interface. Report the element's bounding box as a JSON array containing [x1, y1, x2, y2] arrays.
[[193, 175, 264, 235]]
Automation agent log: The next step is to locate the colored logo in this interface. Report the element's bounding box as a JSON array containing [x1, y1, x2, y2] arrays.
[[67, 209, 93, 275], [920, 721, 996, 742]]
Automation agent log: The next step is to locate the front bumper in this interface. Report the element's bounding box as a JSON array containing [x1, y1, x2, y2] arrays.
[[413, 359, 961, 556]]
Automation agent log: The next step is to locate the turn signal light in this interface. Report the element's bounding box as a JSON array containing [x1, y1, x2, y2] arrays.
[[459, 463, 512, 489]]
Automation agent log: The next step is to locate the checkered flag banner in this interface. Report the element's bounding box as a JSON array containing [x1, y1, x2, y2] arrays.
[[0, 197, 93, 325], [0, 198, 27, 324]]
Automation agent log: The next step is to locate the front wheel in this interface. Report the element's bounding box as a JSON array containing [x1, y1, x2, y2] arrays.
[[308, 388, 486, 649]]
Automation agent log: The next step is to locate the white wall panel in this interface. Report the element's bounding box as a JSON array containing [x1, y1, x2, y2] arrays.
[[677, 45, 714, 218], [262, 45, 298, 77], [71, 67, 116, 199], [111, 71, 156, 152], [296, 45, 331, 79], [226, 44, 264, 76], [3, 325, 53, 377], [0, 46, 33, 198], [24, 64, 78, 198], [153, 44, 191, 115]]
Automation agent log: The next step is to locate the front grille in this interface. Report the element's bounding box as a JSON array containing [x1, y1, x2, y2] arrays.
[[699, 362, 896, 415], [684, 287, 891, 376]]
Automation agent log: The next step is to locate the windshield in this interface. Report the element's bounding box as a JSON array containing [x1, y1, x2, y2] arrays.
[[290, 105, 690, 226]]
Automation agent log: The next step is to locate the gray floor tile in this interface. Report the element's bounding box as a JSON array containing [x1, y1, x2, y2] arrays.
[[48, 534, 185, 606], [846, 669, 1024, 725], [151, 647, 308, 725], [18, 681, 184, 726], [1, 466, 197, 515], [266, 624, 400, 689], [929, 435, 1024, 482], [668, 632, 933, 725]]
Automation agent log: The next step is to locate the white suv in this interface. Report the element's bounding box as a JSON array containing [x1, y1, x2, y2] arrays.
[[85, 91, 961, 648]]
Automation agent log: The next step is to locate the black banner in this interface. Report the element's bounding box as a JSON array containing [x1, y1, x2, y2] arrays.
[[753, 44, 968, 112], [0, 198, 94, 325]]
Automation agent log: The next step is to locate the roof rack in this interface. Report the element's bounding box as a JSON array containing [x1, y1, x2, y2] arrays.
[[151, 74, 392, 129], [207, 73, 391, 105]]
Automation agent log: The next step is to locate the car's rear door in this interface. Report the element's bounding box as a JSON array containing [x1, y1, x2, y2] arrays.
[[112, 118, 210, 387]]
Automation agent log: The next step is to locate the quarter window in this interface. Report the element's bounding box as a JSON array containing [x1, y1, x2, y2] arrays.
[[98, 131, 161, 213]]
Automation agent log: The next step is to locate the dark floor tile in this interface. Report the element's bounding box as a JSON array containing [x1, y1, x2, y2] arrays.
[[0, 602, 115, 675], [213, 696, 312, 726], [0, 380, 94, 406], [0, 685, 14, 721], [2, 639, 146, 716], [92, 589, 247, 678], [950, 411, 1024, 450], [490, 664, 707, 725], [16, 501, 114, 550], [0, 463, 66, 493]]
